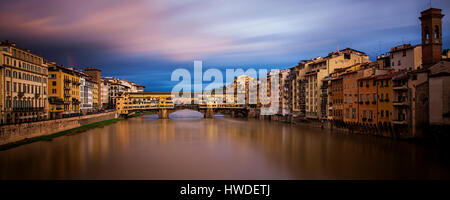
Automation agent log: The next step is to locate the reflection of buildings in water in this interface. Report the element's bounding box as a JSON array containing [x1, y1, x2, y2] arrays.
[[225, 120, 442, 179], [116, 118, 131, 150], [205, 119, 219, 142], [1, 116, 449, 179], [157, 119, 176, 144]]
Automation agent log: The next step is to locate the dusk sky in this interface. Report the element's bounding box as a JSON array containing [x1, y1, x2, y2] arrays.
[[0, 0, 449, 91]]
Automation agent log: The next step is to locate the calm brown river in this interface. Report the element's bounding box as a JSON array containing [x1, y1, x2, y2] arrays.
[[1, 110, 449, 179]]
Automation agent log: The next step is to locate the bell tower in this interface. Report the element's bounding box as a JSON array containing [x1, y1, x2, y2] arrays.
[[420, 8, 444, 67]]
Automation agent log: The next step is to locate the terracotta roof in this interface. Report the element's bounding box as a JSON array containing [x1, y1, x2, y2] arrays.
[[391, 71, 410, 80]]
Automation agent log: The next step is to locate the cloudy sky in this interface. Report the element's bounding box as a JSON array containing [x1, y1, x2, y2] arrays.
[[0, 0, 449, 91]]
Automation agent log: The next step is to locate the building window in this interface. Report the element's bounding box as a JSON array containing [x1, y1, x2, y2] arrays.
[[52, 81, 56, 86], [352, 108, 356, 119], [6, 81, 10, 92], [434, 25, 439, 39], [403, 50, 406, 57], [5, 69, 11, 77], [425, 26, 430, 40], [398, 60, 401, 66]]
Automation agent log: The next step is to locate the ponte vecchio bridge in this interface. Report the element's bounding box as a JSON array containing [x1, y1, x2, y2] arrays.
[[116, 92, 253, 119]]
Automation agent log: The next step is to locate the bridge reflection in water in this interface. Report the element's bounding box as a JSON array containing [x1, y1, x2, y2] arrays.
[[1, 114, 449, 179]]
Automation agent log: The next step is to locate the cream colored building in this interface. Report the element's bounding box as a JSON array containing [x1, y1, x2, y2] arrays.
[[300, 48, 370, 119], [1, 41, 48, 124], [389, 44, 422, 71], [100, 79, 110, 109]]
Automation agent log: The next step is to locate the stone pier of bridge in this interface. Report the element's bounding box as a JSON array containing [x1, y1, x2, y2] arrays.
[[204, 108, 215, 118], [158, 109, 169, 119]]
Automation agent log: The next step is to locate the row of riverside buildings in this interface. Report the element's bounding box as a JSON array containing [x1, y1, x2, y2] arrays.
[[0, 42, 145, 125], [224, 8, 449, 138]]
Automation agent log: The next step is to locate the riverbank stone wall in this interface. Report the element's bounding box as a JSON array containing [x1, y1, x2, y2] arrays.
[[0, 112, 118, 146]]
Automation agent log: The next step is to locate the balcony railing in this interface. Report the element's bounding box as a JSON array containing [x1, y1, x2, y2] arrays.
[[393, 101, 409, 106], [393, 85, 408, 90], [18, 92, 24, 98], [372, 101, 377, 104], [365, 101, 370, 104], [392, 119, 408, 125], [12, 107, 45, 112]]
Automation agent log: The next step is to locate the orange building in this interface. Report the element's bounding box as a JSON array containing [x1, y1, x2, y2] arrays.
[[329, 67, 347, 122], [357, 75, 378, 126], [342, 70, 359, 124]]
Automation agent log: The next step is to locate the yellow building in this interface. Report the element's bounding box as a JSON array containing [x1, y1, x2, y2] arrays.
[[0, 41, 48, 124], [376, 72, 396, 127], [116, 92, 174, 115], [92, 81, 99, 110], [47, 62, 82, 118]]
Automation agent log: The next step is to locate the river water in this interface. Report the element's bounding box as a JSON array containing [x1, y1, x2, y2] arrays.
[[0, 110, 449, 179]]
